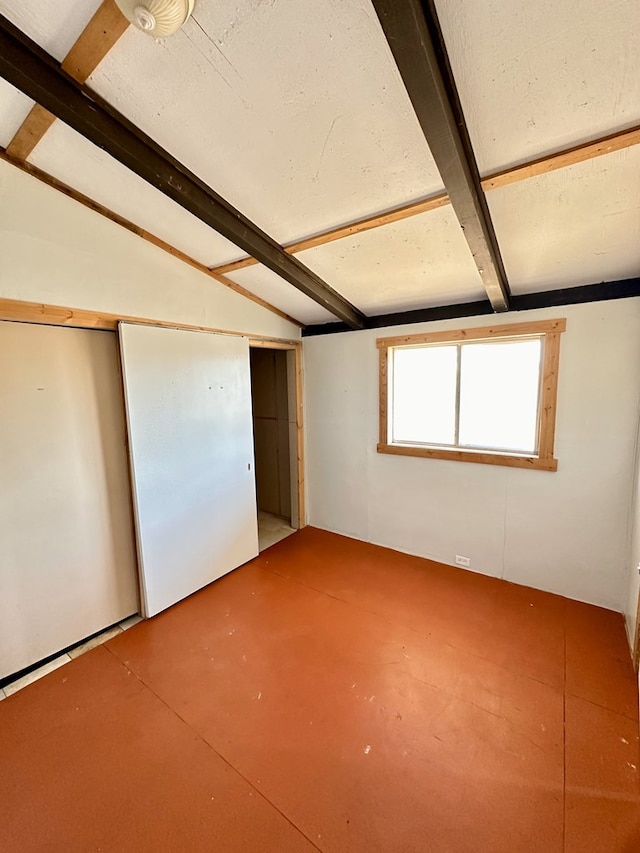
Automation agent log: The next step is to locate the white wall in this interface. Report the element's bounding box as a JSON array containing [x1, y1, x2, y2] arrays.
[[304, 299, 640, 612], [0, 159, 300, 341]]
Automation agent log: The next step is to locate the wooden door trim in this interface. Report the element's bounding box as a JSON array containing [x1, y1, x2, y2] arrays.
[[633, 588, 640, 671], [0, 296, 301, 347]]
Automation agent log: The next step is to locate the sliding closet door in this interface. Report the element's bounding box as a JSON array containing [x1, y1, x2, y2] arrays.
[[0, 322, 139, 679], [119, 323, 258, 617]]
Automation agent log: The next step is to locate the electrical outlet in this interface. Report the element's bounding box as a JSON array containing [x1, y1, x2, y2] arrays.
[[455, 555, 471, 567]]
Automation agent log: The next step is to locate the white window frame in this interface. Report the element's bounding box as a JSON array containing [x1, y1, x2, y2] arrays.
[[377, 319, 565, 471]]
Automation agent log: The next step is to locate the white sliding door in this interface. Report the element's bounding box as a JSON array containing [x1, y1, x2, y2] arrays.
[[0, 322, 139, 679], [119, 323, 258, 617]]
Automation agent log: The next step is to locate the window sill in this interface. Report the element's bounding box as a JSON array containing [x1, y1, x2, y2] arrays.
[[377, 443, 558, 471]]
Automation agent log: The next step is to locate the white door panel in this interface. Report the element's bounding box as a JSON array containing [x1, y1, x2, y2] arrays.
[[119, 323, 258, 617], [0, 322, 138, 679]]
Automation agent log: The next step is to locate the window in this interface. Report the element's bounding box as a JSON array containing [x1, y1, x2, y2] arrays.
[[377, 319, 565, 471]]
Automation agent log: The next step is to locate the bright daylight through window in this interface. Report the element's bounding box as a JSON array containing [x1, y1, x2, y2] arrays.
[[377, 320, 566, 471]]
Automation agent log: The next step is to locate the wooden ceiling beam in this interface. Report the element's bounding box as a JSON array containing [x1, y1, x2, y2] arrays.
[[212, 191, 450, 276], [0, 148, 303, 328], [0, 14, 365, 329], [5, 103, 56, 161], [6, 0, 129, 161], [370, 0, 510, 312], [481, 123, 640, 192], [60, 0, 129, 82]]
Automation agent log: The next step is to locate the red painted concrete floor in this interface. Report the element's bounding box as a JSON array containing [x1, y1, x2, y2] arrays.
[[1, 527, 639, 852]]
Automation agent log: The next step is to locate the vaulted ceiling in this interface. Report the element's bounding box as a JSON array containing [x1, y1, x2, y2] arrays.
[[0, 0, 638, 330]]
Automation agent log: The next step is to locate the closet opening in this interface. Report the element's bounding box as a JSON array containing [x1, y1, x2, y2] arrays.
[[249, 343, 303, 552]]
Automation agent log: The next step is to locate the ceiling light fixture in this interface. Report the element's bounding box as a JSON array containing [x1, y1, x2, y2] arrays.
[[115, 0, 195, 38]]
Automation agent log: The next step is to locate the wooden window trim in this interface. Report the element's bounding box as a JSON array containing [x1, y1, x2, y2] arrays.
[[377, 319, 565, 472]]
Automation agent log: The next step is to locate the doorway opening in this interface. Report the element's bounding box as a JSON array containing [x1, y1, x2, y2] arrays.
[[249, 343, 303, 552]]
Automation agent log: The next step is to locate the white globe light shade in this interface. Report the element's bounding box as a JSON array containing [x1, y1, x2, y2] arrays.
[[115, 0, 195, 38]]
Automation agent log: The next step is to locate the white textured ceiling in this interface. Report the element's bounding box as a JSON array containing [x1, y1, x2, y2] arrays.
[[87, 0, 444, 246], [0, 78, 32, 148], [489, 148, 640, 294], [0, 0, 638, 325], [435, 0, 640, 175], [30, 120, 244, 267], [225, 264, 336, 326], [0, 0, 101, 61], [298, 208, 486, 315]]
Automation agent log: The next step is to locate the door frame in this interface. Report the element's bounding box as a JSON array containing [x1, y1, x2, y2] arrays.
[[249, 339, 305, 530], [633, 590, 640, 671], [0, 296, 306, 529]]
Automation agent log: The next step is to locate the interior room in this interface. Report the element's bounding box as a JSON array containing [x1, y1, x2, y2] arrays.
[[0, 0, 638, 850]]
